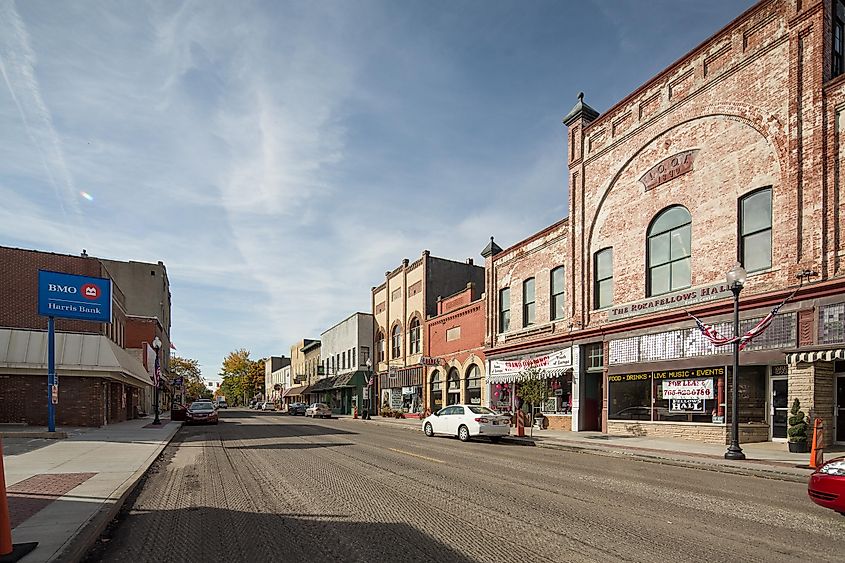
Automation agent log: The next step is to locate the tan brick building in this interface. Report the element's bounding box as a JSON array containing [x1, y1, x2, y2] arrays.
[[487, 0, 845, 446], [371, 250, 484, 415]]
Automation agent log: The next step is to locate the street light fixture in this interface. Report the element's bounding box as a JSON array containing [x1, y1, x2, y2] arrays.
[[365, 358, 373, 420], [724, 262, 747, 460], [152, 336, 162, 426]]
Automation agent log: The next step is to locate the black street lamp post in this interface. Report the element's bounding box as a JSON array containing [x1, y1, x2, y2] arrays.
[[152, 336, 162, 426], [364, 359, 372, 420], [724, 263, 747, 461]]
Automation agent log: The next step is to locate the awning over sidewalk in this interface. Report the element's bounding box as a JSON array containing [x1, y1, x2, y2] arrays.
[[310, 376, 336, 392], [282, 385, 307, 398], [0, 328, 153, 388], [786, 347, 845, 364], [487, 367, 572, 384]]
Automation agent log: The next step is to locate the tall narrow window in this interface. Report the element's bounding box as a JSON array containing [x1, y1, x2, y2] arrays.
[[409, 317, 421, 354], [499, 287, 510, 333], [391, 324, 402, 359], [550, 266, 565, 321], [376, 331, 385, 362], [647, 206, 692, 297], [739, 188, 772, 272], [835, 1, 845, 78], [523, 278, 535, 327], [594, 248, 613, 309]]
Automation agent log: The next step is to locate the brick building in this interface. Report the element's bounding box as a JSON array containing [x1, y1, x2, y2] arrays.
[[372, 250, 484, 415], [486, 0, 845, 446], [424, 282, 486, 415], [0, 246, 154, 427]]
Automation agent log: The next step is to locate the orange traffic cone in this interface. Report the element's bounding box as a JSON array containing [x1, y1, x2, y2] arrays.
[[0, 436, 38, 560], [810, 418, 825, 470]]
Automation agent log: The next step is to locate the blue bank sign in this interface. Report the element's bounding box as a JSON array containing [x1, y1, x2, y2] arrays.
[[38, 270, 112, 323]]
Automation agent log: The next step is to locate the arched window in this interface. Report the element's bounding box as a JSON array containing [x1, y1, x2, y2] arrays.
[[465, 364, 481, 405], [447, 367, 461, 405], [647, 206, 691, 297], [429, 370, 441, 412], [376, 330, 385, 362], [409, 317, 421, 354], [391, 324, 401, 359]]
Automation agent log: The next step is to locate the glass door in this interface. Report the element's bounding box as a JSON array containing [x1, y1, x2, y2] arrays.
[[836, 375, 845, 444], [771, 377, 788, 441]]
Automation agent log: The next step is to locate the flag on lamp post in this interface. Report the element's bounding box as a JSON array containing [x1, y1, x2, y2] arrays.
[[154, 354, 161, 387]]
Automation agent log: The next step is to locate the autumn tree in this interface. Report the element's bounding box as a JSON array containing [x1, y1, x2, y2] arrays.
[[170, 356, 210, 401], [219, 349, 264, 406]]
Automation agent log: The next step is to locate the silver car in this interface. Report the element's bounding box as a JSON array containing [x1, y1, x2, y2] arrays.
[[305, 403, 331, 418]]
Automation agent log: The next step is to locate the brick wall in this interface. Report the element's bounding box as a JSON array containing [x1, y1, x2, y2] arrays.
[[0, 375, 105, 427]]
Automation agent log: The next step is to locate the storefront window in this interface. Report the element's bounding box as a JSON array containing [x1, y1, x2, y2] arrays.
[[402, 386, 421, 413], [447, 367, 461, 405], [491, 383, 512, 413], [608, 373, 652, 420], [465, 364, 482, 405], [429, 370, 442, 412], [729, 365, 767, 424], [542, 374, 572, 414]]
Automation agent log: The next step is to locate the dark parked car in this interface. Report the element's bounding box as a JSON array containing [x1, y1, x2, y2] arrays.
[[186, 401, 219, 425], [288, 402, 306, 415]]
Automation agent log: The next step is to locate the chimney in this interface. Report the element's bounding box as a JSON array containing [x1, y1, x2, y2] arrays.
[[466, 258, 473, 265]]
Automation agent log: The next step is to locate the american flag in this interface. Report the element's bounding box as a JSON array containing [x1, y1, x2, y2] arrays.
[[154, 354, 161, 386]]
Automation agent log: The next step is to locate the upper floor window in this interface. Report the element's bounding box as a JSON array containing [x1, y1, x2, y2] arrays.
[[647, 206, 691, 297], [550, 266, 565, 321], [499, 287, 510, 333], [835, 1, 845, 78], [523, 278, 535, 327], [376, 331, 385, 362], [739, 187, 772, 273], [594, 248, 613, 309], [409, 317, 421, 354], [391, 324, 402, 359]]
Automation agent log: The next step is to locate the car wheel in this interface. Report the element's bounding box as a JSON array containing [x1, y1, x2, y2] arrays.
[[424, 422, 434, 437], [458, 425, 470, 442], [489, 437, 501, 444]]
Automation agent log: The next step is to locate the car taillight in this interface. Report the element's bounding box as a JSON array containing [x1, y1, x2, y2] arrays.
[[474, 417, 490, 423]]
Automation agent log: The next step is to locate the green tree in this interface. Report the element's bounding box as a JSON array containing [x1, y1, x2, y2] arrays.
[[219, 349, 264, 406], [170, 355, 208, 401], [518, 368, 549, 437]]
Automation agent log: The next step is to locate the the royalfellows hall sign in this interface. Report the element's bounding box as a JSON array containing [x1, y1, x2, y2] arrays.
[[640, 149, 699, 191], [606, 282, 732, 322]]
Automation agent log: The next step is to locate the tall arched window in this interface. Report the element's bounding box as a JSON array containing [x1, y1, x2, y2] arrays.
[[465, 364, 481, 406], [429, 370, 441, 412], [376, 330, 385, 362], [447, 367, 461, 405], [391, 324, 402, 359], [409, 317, 421, 354], [647, 206, 691, 296]]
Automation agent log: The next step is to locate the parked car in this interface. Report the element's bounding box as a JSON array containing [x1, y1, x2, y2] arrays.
[[808, 456, 845, 516], [216, 400, 228, 409], [260, 401, 276, 411], [305, 403, 332, 418], [287, 402, 307, 416], [422, 404, 510, 443], [185, 401, 219, 425]]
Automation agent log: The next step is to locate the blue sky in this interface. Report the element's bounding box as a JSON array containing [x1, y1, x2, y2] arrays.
[[0, 0, 755, 379]]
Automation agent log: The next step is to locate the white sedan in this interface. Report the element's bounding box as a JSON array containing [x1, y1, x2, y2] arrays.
[[422, 404, 511, 443]]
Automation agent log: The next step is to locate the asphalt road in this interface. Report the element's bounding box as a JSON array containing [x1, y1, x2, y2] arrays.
[[85, 409, 843, 563]]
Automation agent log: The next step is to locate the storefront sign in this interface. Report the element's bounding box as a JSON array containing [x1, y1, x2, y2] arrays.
[[607, 282, 731, 322], [610, 367, 724, 384], [38, 270, 112, 323], [639, 149, 698, 191], [670, 398, 705, 413], [662, 378, 714, 399], [654, 367, 725, 380], [419, 356, 443, 366], [391, 389, 403, 410], [489, 347, 575, 381], [772, 365, 788, 376]]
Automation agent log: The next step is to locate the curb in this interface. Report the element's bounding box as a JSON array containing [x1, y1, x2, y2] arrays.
[[49, 422, 183, 563], [336, 416, 809, 483], [0, 432, 68, 439]]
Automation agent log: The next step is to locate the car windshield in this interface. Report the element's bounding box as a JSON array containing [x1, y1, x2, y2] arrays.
[[467, 406, 496, 415], [190, 403, 215, 411]]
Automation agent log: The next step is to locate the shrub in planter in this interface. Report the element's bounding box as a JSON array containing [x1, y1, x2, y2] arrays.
[[787, 398, 809, 453], [380, 407, 393, 417]]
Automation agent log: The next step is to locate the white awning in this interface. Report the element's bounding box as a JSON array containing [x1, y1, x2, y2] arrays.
[[487, 367, 572, 385], [0, 328, 153, 388], [787, 348, 845, 365]]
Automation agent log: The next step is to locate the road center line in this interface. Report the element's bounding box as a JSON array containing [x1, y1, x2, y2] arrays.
[[386, 448, 443, 464]]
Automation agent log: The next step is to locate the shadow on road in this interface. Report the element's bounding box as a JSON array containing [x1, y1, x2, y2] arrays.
[[227, 442, 354, 450]]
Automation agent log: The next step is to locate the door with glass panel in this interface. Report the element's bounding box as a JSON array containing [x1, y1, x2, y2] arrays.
[[770, 377, 788, 440], [837, 376, 845, 444]]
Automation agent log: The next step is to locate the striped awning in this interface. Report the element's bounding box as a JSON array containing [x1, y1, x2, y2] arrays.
[[787, 348, 845, 364], [487, 367, 572, 385]]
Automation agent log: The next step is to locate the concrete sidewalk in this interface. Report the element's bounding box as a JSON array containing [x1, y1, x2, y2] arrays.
[[333, 414, 841, 483], [2, 416, 181, 562]]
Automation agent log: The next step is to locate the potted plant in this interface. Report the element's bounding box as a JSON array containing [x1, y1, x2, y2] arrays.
[[787, 398, 809, 453]]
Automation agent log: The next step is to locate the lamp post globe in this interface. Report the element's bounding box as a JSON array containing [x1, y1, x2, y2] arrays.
[[724, 263, 746, 460], [152, 336, 162, 426]]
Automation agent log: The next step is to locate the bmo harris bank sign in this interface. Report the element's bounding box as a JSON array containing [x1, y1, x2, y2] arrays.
[[38, 270, 112, 323]]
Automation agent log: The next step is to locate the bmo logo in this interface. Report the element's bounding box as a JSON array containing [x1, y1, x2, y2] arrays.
[[81, 283, 101, 300], [48, 284, 78, 295]]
